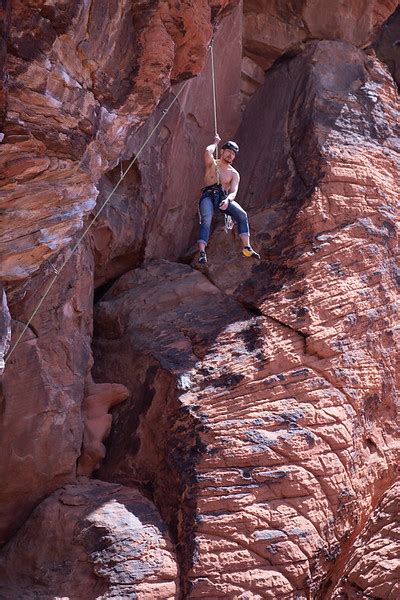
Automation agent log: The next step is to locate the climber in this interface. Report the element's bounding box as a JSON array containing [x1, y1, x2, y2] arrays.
[[197, 134, 260, 265]]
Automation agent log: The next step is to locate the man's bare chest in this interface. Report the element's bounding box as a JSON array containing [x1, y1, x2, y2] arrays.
[[214, 162, 233, 187]]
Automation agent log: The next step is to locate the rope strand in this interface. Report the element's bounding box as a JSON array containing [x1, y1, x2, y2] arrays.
[[210, 38, 233, 233], [210, 42, 218, 155]]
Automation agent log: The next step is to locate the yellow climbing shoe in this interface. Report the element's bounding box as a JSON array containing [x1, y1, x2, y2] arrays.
[[242, 246, 260, 259]]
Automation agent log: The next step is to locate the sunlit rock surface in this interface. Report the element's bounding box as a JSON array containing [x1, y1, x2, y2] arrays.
[[243, 0, 399, 69], [0, 285, 10, 371]]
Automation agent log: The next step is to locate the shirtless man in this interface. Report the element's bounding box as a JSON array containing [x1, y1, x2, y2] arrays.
[[197, 134, 260, 264]]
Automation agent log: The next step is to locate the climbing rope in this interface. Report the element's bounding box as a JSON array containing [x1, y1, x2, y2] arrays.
[[210, 38, 234, 233], [4, 80, 189, 366], [210, 39, 219, 166]]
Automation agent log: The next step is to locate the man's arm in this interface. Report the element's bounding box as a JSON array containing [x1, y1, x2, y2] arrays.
[[204, 133, 221, 167], [220, 171, 240, 209], [227, 171, 240, 201]]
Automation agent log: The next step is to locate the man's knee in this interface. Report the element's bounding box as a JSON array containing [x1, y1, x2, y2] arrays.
[[236, 207, 248, 223]]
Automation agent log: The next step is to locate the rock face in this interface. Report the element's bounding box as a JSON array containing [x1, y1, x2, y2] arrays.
[[331, 479, 400, 599], [0, 0, 237, 282], [92, 40, 399, 598], [90, 2, 243, 284], [0, 481, 178, 599], [0, 0, 238, 548], [77, 378, 130, 477], [1, 2, 399, 599], [0, 243, 94, 545], [243, 0, 399, 70]]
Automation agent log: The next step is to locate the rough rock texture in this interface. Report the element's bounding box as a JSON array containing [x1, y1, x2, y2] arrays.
[[331, 479, 400, 599], [1, 2, 399, 599], [374, 5, 400, 88], [93, 40, 399, 598], [243, 0, 399, 70], [0, 243, 94, 545], [0, 1, 10, 129], [93, 261, 252, 595], [198, 38, 400, 596], [0, 480, 178, 599], [0, 0, 238, 548], [0, 0, 237, 282]]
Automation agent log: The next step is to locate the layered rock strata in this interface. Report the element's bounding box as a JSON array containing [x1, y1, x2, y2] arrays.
[[90, 2, 243, 284], [93, 40, 399, 598], [0, 481, 178, 599], [0, 0, 237, 282]]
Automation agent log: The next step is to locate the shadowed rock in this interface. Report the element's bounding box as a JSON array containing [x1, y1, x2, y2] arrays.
[[243, 0, 399, 70], [77, 378, 129, 477], [374, 5, 400, 88]]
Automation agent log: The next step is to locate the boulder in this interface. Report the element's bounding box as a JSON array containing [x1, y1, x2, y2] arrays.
[[0, 480, 178, 599]]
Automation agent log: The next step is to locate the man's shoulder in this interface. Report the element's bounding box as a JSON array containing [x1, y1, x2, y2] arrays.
[[230, 166, 240, 177]]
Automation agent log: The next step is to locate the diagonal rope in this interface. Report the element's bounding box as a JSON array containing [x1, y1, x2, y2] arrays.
[[4, 80, 189, 366]]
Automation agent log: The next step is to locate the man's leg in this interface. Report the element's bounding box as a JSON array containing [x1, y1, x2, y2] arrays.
[[225, 201, 260, 258], [198, 196, 214, 263]]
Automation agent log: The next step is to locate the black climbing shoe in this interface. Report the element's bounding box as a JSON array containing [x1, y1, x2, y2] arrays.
[[242, 246, 260, 259], [198, 250, 207, 264]]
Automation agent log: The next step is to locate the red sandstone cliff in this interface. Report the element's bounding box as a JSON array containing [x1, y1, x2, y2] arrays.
[[0, 1, 399, 599]]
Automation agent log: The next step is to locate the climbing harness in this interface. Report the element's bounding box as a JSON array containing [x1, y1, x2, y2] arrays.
[[4, 80, 189, 366], [209, 37, 234, 233]]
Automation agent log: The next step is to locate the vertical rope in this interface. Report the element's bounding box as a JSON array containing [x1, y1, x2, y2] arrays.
[[210, 37, 233, 232], [210, 41, 219, 178]]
